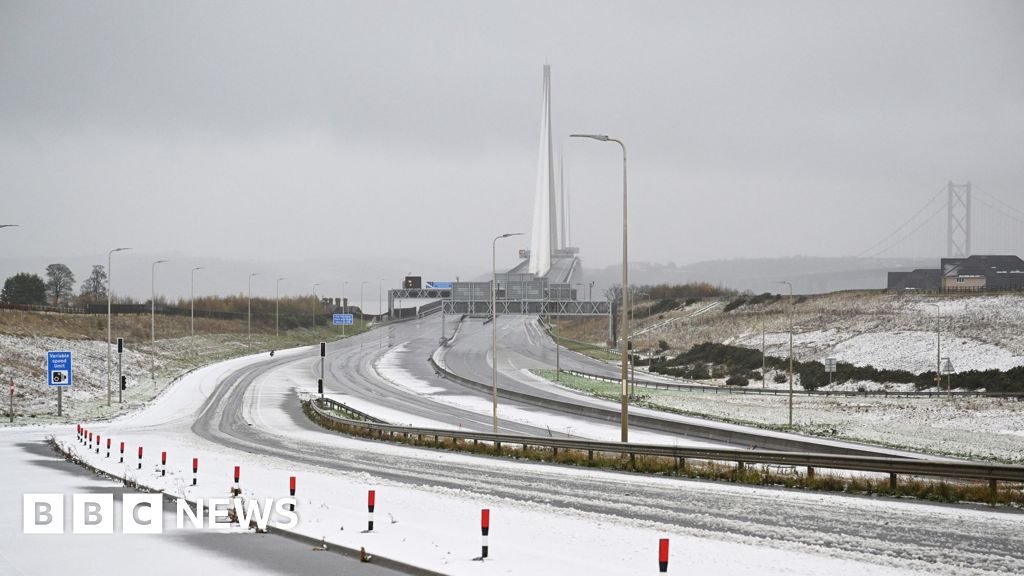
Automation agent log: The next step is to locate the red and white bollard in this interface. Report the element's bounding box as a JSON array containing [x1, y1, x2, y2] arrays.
[[192, 458, 198, 486], [481, 508, 490, 559], [659, 538, 669, 573], [234, 465, 240, 485], [88, 432, 93, 451], [367, 490, 375, 532], [77, 425, 82, 443], [106, 438, 111, 458], [289, 476, 296, 511], [161, 451, 167, 476], [137, 446, 143, 470], [119, 441, 124, 463], [95, 434, 100, 454]]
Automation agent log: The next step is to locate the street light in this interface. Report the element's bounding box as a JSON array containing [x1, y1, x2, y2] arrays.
[[151, 260, 169, 344], [191, 267, 205, 357], [379, 278, 388, 349], [276, 277, 287, 338], [0, 225, 18, 229], [312, 283, 321, 331], [776, 280, 794, 426], [492, 232, 524, 432], [150, 259, 168, 382], [571, 132, 629, 442], [360, 281, 368, 326], [248, 273, 259, 348], [342, 281, 349, 336], [106, 247, 131, 407], [929, 303, 942, 393]]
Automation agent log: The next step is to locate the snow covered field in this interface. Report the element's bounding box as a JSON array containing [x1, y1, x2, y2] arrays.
[[551, 371, 1024, 463], [9, 346, 1021, 575], [619, 292, 1024, 375]]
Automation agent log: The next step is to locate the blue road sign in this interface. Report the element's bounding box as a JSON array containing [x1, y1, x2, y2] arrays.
[[332, 313, 354, 326], [47, 351, 72, 387], [426, 281, 453, 289]]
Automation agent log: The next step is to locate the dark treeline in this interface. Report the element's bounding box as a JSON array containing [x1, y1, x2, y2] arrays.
[[649, 342, 1024, 393]]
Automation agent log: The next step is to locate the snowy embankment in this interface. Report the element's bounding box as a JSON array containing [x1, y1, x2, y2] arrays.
[[729, 329, 1024, 375], [43, 347, 1017, 576], [645, 389, 1024, 463], [0, 332, 256, 423]]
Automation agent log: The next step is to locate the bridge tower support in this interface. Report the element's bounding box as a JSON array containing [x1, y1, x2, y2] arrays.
[[947, 181, 971, 258]]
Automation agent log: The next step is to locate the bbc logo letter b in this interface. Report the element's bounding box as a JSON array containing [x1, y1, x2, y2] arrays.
[[23, 494, 64, 534]]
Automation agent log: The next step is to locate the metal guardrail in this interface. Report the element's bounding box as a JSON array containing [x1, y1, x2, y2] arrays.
[[307, 398, 1024, 487], [564, 368, 1024, 399], [429, 357, 918, 455], [318, 397, 387, 424]]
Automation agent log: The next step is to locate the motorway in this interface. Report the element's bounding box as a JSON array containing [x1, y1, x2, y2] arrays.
[[170, 315, 1022, 574], [437, 314, 933, 456]]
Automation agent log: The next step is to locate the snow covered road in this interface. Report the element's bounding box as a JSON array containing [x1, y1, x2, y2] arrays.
[[23, 326, 1024, 575]]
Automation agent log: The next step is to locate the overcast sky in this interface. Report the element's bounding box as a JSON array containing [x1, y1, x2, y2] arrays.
[[2, 1, 1023, 299]]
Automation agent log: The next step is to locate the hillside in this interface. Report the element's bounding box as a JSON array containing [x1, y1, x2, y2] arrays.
[[0, 310, 364, 422], [561, 291, 1024, 375]]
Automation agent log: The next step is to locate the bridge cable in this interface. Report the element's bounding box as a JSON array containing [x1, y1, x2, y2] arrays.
[[857, 185, 946, 257]]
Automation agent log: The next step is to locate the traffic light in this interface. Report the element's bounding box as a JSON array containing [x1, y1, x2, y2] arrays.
[[120, 375, 127, 391], [318, 378, 323, 395]]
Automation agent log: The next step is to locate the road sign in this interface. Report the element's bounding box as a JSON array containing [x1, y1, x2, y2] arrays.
[[824, 357, 837, 373], [426, 282, 453, 289], [47, 351, 72, 387], [942, 358, 955, 374], [332, 313, 354, 326]]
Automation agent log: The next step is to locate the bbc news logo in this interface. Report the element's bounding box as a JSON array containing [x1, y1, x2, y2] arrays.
[[23, 494, 298, 534]]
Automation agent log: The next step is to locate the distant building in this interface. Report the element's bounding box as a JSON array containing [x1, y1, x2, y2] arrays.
[[941, 255, 1024, 292], [887, 255, 1024, 292], [887, 269, 942, 291]]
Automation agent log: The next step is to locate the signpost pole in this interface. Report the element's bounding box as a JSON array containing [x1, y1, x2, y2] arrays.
[[118, 339, 124, 403], [57, 386, 62, 417], [9, 379, 14, 423]]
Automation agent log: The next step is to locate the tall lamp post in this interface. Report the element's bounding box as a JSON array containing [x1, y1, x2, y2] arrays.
[[929, 303, 941, 391], [248, 273, 259, 348], [571, 133, 629, 442], [150, 259, 168, 382], [276, 277, 287, 338], [360, 281, 368, 326], [342, 281, 349, 336], [106, 247, 131, 407], [191, 266, 205, 357], [379, 278, 388, 349], [492, 232, 523, 432], [151, 260, 169, 344], [312, 283, 320, 331], [776, 280, 794, 426]]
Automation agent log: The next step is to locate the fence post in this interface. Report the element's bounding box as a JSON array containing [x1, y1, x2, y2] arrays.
[[889, 473, 897, 490]]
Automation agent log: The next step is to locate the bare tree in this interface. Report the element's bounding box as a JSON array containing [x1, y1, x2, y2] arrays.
[[79, 265, 107, 304], [45, 263, 76, 306]]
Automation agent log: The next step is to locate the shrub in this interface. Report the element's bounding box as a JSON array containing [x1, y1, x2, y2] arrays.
[[726, 375, 749, 387], [689, 364, 709, 379], [773, 373, 788, 384], [797, 363, 825, 391], [723, 298, 747, 312]]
